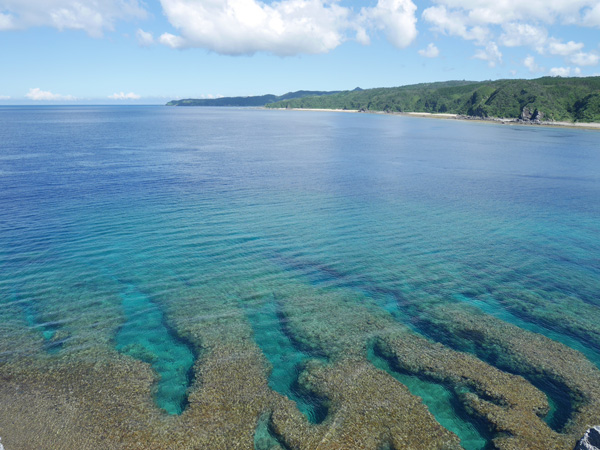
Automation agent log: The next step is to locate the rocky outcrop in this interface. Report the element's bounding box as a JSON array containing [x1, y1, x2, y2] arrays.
[[520, 106, 545, 122], [575, 427, 600, 450], [521, 106, 534, 120]]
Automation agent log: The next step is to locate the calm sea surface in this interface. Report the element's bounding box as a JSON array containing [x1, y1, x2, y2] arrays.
[[1, 106, 599, 450]]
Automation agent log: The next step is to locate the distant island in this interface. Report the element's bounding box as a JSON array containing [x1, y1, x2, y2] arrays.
[[166, 89, 349, 107], [167, 77, 600, 123]]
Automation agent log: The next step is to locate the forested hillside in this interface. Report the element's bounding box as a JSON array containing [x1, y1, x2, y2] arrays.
[[166, 90, 341, 107], [266, 77, 600, 122]]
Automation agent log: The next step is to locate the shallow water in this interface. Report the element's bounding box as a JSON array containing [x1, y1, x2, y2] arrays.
[[1, 106, 599, 449], [367, 346, 490, 449], [115, 283, 195, 415]]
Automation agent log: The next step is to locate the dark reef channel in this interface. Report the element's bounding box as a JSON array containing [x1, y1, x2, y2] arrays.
[[268, 252, 416, 331], [271, 251, 584, 434], [271, 250, 600, 370], [243, 294, 329, 424], [367, 344, 490, 450], [457, 292, 600, 369], [416, 315, 574, 433], [115, 284, 196, 415]]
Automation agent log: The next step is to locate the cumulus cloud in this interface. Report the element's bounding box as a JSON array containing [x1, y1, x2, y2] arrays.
[[547, 39, 584, 56], [136, 29, 154, 46], [0, 12, 15, 30], [583, 3, 600, 26], [422, 5, 489, 43], [499, 23, 547, 52], [423, 0, 600, 26], [0, 0, 147, 37], [359, 0, 418, 49], [108, 92, 141, 100], [0, 95, 11, 100], [158, 0, 351, 55], [157, 0, 418, 55], [549, 66, 582, 77], [524, 55, 543, 72], [568, 51, 599, 66], [418, 43, 440, 58], [158, 32, 184, 48], [422, 1, 600, 68], [474, 41, 502, 67], [25, 88, 76, 101]]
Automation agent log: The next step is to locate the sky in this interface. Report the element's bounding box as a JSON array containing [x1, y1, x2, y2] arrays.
[[1, 0, 599, 104]]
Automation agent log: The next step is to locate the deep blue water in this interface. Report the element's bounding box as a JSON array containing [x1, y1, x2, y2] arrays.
[[1, 106, 599, 448]]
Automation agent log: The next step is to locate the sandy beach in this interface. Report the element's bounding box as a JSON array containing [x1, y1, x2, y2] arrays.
[[272, 108, 600, 131]]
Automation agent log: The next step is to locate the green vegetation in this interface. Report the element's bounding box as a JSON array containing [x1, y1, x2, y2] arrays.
[[265, 77, 600, 123], [166, 89, 341, 107]]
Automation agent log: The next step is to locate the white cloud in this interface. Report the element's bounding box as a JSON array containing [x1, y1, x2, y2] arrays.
[[359, 0, 418, 49], [422, 5, 489, 43], [568, 51, 599, 66], [418, 43, 440, 58], [423, 1, 600, 26], [25, 88, 76, 101], [474, 41, 502, 67], [547, 39, 585, 56], [158, 32, 184, 48], [158, 0, 418, 55], [499, 23, 547, 52], [583, 3, 600, 26], [0, 0, 147, 37], [0, 13, 15, 30], [158, 0, 351, 55], [108, 92, 141, 100], [524, 55, 543, 72], [136, 28, 154, 47], [549, 66, 582, 77], [423, 1, 599, 70], [0, 95, 10, 100]]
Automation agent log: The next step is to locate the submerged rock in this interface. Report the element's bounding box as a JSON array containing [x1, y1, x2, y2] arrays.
[[575, 427, 600, 450]]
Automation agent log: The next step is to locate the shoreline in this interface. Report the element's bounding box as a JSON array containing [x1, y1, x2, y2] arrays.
[[269, 107, 600, 131]]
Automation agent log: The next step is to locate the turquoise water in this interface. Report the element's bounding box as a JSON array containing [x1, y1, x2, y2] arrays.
[[242, 294, 328, 423], [115, 284, 195, 415], [9, 289, 64, 354], [367, 346, 489, 450], [1, 106, 599, 447]]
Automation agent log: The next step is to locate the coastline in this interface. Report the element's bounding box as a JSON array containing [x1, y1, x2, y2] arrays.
[[269, 107, 600, 131]]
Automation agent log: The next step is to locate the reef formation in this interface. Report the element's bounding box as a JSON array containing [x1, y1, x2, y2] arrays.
[[1, 267, 599, 450]]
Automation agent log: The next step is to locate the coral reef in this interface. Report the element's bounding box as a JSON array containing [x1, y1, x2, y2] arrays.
[[0, 267, 597, 450], [419, 304, 600, 448]]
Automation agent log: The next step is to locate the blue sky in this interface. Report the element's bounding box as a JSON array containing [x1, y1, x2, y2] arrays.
[[1, 0, 599, 104]]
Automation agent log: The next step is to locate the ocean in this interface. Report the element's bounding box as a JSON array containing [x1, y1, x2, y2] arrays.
[[1, 106, 599, 450]]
